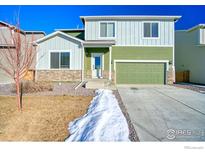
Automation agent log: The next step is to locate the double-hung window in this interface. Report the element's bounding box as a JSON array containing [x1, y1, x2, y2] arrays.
[[143, 22, 159, 38], [100, 22, 115, 38], [50, 51, 70, 69]]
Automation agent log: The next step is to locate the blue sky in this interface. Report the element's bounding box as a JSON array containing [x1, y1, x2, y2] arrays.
[[0, 5, 205, 34]]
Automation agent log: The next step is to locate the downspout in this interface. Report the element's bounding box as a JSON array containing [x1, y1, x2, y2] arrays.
[[75, 42, 85, 90], [81, 42, 85, 82], [34, 43, 38, 82], [173, 22, 176, 83], [109, 46, 112, 80]]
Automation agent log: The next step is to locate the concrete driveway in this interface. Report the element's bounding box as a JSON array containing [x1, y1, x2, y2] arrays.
[[118, 85, 205, 141]]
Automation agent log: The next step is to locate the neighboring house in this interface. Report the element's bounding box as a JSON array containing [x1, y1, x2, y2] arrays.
[[0, 21, 45, 84], [35, 15, 181, 84], [175, 24, 205, 84]]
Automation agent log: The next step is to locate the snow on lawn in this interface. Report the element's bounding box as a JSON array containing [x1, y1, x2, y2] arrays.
[[66, 89, 130, 142]]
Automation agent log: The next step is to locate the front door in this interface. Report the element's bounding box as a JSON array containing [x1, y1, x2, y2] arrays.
[[91, 53, 103, 78]]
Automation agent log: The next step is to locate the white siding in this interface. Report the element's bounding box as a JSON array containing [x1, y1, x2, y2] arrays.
[[85, 20, 174, 46], [36, 34, 82, 70]]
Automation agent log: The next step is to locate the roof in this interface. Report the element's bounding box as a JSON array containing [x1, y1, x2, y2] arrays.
[[0, 21, 15, 28], [55, 29, 85, 40], [25, 31, 46, 35], [83, 40, 115, 47], [35, 31, 84, 44], [0, 21, 46, 35], [187, 24, 205, 32], [80, 15, 182, 23], [55, 29, 84, 32]]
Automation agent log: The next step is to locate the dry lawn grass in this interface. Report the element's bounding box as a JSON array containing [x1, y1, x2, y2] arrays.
[[0, 95, 92, 141]]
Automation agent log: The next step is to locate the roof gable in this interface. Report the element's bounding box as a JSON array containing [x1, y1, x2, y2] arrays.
[[35, 31, 84, 44]]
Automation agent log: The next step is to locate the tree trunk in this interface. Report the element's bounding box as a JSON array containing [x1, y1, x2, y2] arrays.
[[15, 78, 21, 111]]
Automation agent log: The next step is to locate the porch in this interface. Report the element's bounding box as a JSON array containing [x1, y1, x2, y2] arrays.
[[83, 40, 115, 82], [85, 79, 116, 90]]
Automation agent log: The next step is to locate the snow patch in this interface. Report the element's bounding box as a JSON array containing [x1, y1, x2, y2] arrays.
[[66, 89, 130, 142]]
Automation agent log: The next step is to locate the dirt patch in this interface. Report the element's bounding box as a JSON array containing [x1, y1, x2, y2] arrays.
[[0, 95, 92, 141]]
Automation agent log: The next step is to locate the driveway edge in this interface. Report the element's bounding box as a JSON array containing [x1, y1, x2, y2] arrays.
[[113, 90, 139, 142]]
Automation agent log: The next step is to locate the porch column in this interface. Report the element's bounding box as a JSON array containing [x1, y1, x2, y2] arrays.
[[109, 46, 112, 80]]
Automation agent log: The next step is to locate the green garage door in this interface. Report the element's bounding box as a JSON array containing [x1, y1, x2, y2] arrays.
[[116, 62, 165, 84]]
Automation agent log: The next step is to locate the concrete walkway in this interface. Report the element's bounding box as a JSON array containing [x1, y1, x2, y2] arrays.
[[86, 79, 116, 90], [118, 85, 205, 141]]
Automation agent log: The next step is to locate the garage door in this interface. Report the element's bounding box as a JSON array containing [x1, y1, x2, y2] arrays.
[[116, 62, 166, 84]]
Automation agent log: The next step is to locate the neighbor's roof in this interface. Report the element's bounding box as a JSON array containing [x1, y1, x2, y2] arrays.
[[0, 21, 15, 28], [25, 31, 46, 35], [80, 15, 182, 23], [187, 24, 205, 32], [0, 21, 46, 35], [35, 31, 84, 44]]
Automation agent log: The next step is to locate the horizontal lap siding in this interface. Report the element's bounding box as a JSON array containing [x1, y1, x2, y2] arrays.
[[36, 34, 82, 70], [85, 20, 174, 46]]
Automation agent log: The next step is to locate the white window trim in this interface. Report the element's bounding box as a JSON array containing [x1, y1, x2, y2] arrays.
[[49, 50, 71, 70], [142, 21, 160, 40], [98, 21, 116, 40]]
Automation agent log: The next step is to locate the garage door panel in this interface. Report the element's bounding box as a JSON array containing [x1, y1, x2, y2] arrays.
[[116, 62, 165, 84]]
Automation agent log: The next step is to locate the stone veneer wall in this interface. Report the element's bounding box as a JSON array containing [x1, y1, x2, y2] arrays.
[[36, 70, 82, 82], [167, 65, 175, 84]]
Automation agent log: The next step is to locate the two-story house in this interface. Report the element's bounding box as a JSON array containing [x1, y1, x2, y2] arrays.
[[0, 21, 45, 84], [35, 15, 181, 85], [175, 24, 205, 84]]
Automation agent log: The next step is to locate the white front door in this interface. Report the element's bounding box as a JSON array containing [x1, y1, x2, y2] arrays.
[[91, 53, 103, 78]]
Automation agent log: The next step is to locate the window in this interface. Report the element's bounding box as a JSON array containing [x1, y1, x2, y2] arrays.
[[100, 22, 115, 38], [143, 22, 159, 38], [50, 52, 70, 69]]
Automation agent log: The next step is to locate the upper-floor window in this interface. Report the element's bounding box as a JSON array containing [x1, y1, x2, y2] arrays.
[[100, 22, 115, 38], [50, 51, 70, 69], [143, 22, 159, 38]]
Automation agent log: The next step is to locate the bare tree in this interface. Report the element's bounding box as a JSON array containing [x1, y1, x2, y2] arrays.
[[0, 19, 36, 111]]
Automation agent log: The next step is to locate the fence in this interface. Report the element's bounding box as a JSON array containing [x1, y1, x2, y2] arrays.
[[176, 70, 189, 82]]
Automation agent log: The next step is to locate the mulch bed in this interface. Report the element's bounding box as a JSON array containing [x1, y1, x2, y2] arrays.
[[171, 83, 205, 94], [0, 82, 94, 96], [113, 90, 139, 142]]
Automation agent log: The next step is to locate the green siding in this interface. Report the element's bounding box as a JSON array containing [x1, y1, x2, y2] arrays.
[[64, 31, 84, 40], [112, 46, 173, 70], [116, 63, 165, 84], [84, 48, 110, 73]]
